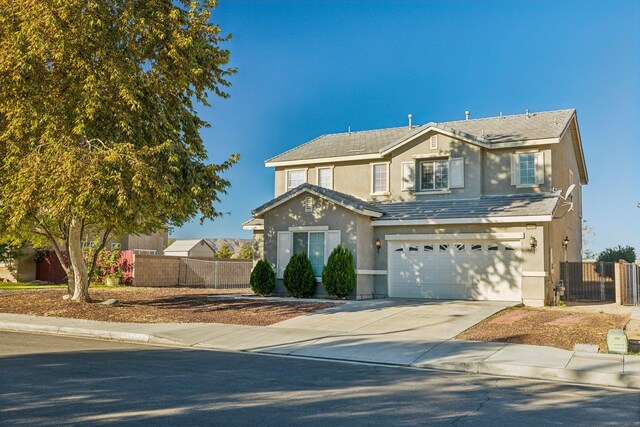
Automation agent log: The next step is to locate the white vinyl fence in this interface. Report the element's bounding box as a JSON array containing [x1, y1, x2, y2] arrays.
[[178, 258, 252, 289]]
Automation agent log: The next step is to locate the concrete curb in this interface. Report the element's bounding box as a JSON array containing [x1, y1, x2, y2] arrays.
[[1, 321, 639, 390], [0, 322, 152, 344], [413, 360, 640, 390]]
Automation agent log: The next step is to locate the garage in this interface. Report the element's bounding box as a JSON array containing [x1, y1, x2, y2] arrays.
[[388, 240, 522, 301]]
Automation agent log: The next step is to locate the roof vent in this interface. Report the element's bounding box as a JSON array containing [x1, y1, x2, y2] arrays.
[[465, 111, 470, 121], [408, 114, 413, 129], [304, 197, 313, 213], [525, 108, 530, 118], [500, 111, 503, 119]]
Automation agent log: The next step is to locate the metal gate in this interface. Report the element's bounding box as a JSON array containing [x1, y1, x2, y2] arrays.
[[622, 263, 640, 306], [560, 261, 615, 302], [178, 258, 252, 289]]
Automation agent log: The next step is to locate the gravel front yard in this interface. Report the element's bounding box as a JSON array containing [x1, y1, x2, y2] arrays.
[[456, 306, 630, 353], [0, 287, 335, 326]]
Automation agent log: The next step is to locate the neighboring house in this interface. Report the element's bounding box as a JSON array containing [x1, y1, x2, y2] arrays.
[[0, 230, 169, 283], [244, 109, 587, 306], [0, 245, 36, 282], [163, 239, 216, 258], [101, 230, 169, 255]]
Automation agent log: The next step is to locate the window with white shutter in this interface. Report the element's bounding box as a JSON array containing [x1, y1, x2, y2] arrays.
[[401, 162, 415, 191], [276, 232, 292, 278], [279, 229, 342, 278], [449, 158, 465, 188], [511, 152, 544, 186]]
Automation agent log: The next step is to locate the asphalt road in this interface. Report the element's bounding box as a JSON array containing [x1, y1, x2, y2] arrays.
[[0, 332, 638, 426]]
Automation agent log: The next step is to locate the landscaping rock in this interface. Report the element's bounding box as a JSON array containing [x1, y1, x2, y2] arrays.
[[62, 294, 70, 300], [100, 298, 120, 306]]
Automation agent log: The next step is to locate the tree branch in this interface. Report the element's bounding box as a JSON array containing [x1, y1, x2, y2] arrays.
[[87, 227, 112, 282]]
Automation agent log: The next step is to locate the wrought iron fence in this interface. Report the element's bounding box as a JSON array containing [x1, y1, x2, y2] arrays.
[[560, 261, 615, 302], [178, 258, 252, 289]]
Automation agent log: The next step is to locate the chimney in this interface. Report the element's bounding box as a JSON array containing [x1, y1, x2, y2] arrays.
[[465, 111, 470, 121], [525, 108, 530, 118], [408, 114, 413, 129]]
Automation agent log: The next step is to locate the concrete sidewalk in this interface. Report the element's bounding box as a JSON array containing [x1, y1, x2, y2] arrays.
[[1, 311, 638, 390]]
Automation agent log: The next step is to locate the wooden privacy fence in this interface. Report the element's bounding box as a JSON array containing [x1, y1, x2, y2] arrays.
[[178, 258, 252, 289]]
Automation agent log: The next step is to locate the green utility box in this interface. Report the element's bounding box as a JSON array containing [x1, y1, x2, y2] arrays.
[[607, 329, 628, 354]]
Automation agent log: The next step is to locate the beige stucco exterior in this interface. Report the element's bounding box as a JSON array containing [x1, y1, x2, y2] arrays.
[[0, 245, 36, 283], [255, 113, 587, 306], [275, 131, 558, 202], [112, 230, 169, 254]]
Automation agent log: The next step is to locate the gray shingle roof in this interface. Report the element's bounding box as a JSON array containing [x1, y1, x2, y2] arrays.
[[266, 109, 575, 163], [371, 192, 560, 221], [164, 239, 210, 253], [251, 183, 559, 221], [252, 183, 383, 216]]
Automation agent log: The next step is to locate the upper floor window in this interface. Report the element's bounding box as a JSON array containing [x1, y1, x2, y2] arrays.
[[317, 167, 333, 189], [287, 169, 306, 191], [371, 163, 389, 194], [511, 152, 544, 187], [420, 159, 449, 191], [519, 153, 536, 185]]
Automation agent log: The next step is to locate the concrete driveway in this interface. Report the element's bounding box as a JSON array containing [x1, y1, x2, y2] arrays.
[[254, 299, 514, 365]]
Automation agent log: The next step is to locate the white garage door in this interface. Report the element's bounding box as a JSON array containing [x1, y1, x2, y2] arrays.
[[388, 241, 522, 301]]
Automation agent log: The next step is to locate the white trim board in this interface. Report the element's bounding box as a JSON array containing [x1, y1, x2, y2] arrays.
[[356, 270, 388, 275], [522, 271, 547, 277], [265, 136, 562, 168], [372, 215, 552, 226], [384, 232, 524, 241], [265, 153, 382, 167], [289, 226, 329, 231], [252, 187, 383, 218]]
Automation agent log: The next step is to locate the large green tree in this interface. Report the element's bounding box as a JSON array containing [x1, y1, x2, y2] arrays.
[[0, 0, 237, 301]]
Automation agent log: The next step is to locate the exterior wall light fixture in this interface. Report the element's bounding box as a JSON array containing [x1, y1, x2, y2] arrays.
[[375, 238, 382, 253], [562, 236, 570, 248], [529, 236, 538, 253]]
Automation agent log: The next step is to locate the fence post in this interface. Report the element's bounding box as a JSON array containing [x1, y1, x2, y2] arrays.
[[614, 260, 623, 305]]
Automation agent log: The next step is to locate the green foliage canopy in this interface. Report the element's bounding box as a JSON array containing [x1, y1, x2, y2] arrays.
[[0, 0, 237, 301], [597, 246, 636, 263]]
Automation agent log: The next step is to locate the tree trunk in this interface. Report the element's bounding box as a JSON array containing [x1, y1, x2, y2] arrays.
[[44, 234, 74, 296], [68, 218, 90, 302]]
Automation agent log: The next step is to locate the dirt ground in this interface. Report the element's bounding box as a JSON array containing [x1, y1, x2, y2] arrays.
[[0, 287, 334, 326], [456, 306, 630, 353]]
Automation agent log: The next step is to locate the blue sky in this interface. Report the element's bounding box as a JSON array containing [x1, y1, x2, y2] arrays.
[[172, 0, 640, 254]]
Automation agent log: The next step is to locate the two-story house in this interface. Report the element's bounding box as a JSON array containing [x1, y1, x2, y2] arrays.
[[244, 109, 587, 306]]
